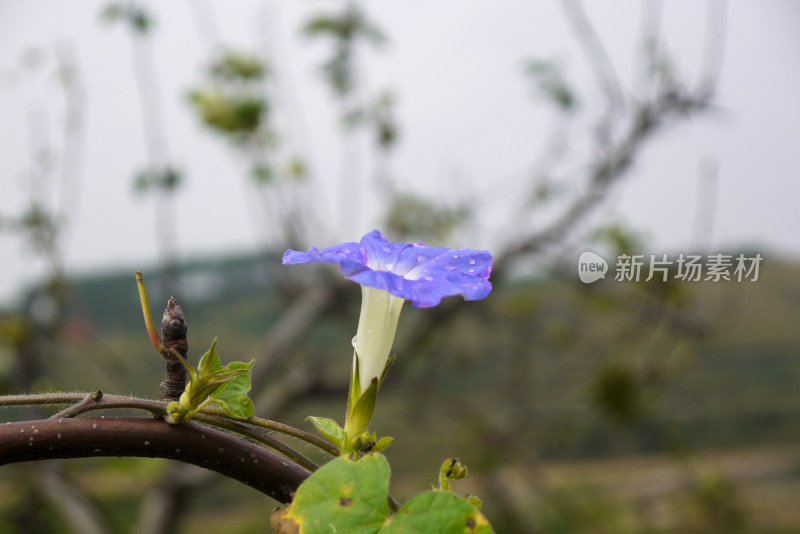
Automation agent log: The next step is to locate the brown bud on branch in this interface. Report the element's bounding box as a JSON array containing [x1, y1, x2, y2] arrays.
[[160, 297, 188, 401]]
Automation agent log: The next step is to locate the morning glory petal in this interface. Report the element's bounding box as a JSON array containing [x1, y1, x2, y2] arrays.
[[283, 230, 492, 308]]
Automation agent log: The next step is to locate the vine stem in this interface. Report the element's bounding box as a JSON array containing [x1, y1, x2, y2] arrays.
[[0, 393, 336, 457], [193, 413, 319, 472], [50, 390, 104, 419], [0, 416, 308, 503], [200, 406, 339, 457], [1, 392, 399, 511]]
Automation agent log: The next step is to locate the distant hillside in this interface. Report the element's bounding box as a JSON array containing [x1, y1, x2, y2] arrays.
[[20, 250, 285, 333]]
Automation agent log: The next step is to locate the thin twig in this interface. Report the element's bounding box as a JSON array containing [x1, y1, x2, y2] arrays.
[[201, 406, 339, 457], [0, 392, 164, 414], [561, 0, 625, 111], [194, 412, 320, 472], [697, 0, 728, 95], [49, 390, 103, 419], [0, 393, 337, 456]]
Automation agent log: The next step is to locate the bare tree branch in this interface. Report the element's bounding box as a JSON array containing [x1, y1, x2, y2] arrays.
[[633, 0, 664, 97], [250, 283, 338, 392], [561, 0, 625, 111], [37, 463, 111, 534], [697, 0, 728, 95], [132, 462, 208, 534], [494, 90, 713, 279]]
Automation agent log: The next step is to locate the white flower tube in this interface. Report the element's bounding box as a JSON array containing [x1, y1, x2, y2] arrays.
[[353, 286, 405, 395]]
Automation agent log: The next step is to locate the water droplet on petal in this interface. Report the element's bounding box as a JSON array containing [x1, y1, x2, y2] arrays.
[[417, 255, 426, 262], [351, 336, 357, 348], [468, 258, 476, 265], [468, 268, 475, 273], [424, 276, 434, 281], [382, 247, 392, 253], [443, 265, 457, 271]]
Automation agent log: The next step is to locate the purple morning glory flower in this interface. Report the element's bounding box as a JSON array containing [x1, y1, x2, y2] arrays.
[[283, 230, 492, 404], [282, 229, 492, 309]]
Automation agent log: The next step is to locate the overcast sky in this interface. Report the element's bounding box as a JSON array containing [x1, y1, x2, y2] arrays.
[[0, 1, 798, 305]]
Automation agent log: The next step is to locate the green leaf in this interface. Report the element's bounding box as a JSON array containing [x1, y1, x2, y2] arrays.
[[466, 496, 483, 510], [272, 454, 494, 534], [100, 3, 125, 23], [165, 340, 254, 423], [275, 453, 389, 534], [190, 368, 249, 405], [210, 51, 266, 81], [382, 491, 492, 534], [307, 416, 345, 448], [198, 338, 221, 376], [251, 164, 273, 184], [209, 360, 255, 419], [286, 157, 307, 181]]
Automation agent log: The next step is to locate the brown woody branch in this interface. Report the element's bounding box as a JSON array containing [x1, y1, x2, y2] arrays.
[[0, 417, 309, 503]]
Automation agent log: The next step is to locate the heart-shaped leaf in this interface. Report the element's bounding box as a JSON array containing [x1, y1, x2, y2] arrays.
[[210, 360, 254, 420], [382, 491, 492, 534], [273, 453, 389, 533], [272, 454, 494, 534]]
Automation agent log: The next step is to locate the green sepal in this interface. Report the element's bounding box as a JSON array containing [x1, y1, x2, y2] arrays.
[[306, 416, 345, 449], [170, 347, 198, 382], [346, 352, 362, 420], [347, 433, 393, 455], [439, 458, 470, 492], [378, 354, 396, 388], [349, 431, 377, 456], [372, 436, 394, 453], [345, 377, 378, 444]]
